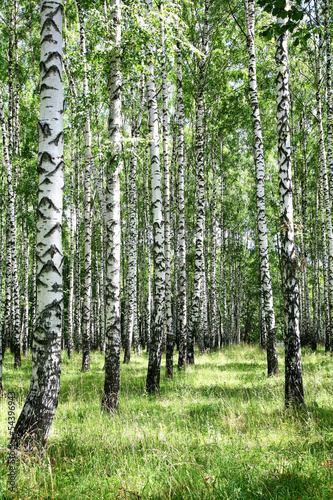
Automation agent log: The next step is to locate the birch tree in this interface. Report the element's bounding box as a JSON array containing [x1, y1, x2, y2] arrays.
[[160, 3, 174, 378], [245, 0, 278, 376], [0, 93, 21, 370], [188, 0, 209, 363], [11, 0, 64, 447], [145, 0, 166, 393], [176, 41, 187, 370], [76, 0, 92, 372], [275, 2, 304, 405], [102, 0, 122, 412], [123, 80, 144, 364]]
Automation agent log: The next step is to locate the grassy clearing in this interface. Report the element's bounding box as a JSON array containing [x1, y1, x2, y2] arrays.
[[0, 345, 333, 499]]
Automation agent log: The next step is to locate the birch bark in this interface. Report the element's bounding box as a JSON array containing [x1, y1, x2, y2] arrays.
[[210, 158, 218, 349], [316, 31, 333, 354], [11, 0, 64, 447], [76, 0, 92, 372], [245, 0, 278, 375], [68, 169, 74, 358], [176, 41, 187, 369], [145, 0, 166, 392], [324, 0, 333, 200], [275, 3, 304, 405], [160, 6, 174, 377], [102, 0, 122, 412], [0, 93, 21, 369], [123, 81, 144, 363]]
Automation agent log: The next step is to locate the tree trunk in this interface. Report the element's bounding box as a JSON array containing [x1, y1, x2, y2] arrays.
[[11, 0, 64, 447], [316, 30, 333, 354], [68, 169, 74, 359], [160, 6, 174, 378], [76, 0, 92, 372], [145, 0, 166, 393], [0, 93, 21, 369], [74, 155, 82, 352], [210, 157, 218, 349], [324, 0, 333, 201], [0, 185, 4, 389], [245, 0, 278, 375], [123, 81, 143, 364], [23, 213, 29, 357], [102, 0, 122, 412], [275, 4, 304, 406], [176, 42, 187, 369]]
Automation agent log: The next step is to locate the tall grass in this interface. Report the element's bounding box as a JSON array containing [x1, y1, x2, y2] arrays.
[[1, 345, 333, 499]]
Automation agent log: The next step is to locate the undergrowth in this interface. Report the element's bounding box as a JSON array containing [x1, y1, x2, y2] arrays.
[[0, 345, 333, 499]]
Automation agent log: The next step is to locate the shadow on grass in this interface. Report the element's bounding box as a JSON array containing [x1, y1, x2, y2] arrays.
[[193, 361, 265, 372], [240, 469, 332, 500], [304, 404, 333, 430], [191, 383, 281, 402]]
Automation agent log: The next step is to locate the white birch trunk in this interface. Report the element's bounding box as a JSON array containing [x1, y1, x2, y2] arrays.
[[68, 169, 74, 358], [0, 92, 21, 369], [102, 0, 122, 412], [316, 32, 333, 353], [74, 158, 82, 351], [123, 81, 144, 363], [275, 3, 304, 405], [0, 191, 4, 389], [12, 0, 64, 447], [324, 0, 333, 201], [245, 0, 278, 375], [76, 0, 92, 371], [99, 224, 106, 351], [176, 41, 187, 369], [188, 1, 208, 361], [23, 214, 29, 357], [160, 6, 173, 377], [145, 0, 165, 392], [210, 158, 218, 349]]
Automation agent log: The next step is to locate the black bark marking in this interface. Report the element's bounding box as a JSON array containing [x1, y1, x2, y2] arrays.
[[46, 160, 64, 177], [44, 3, 64, 18], [40, 177, 53, 186], [37, 165, 48, 175], [42, 1, 63, 11], [36, 278, 48, 287], [37, 259, 61, 278], [36, 254, 45, 264], [45, 52, 62, 64], [59, 100, 65, 114], [38, 151, 55, 167], [41, 18, 60, 35], [42, 244, 62, 258], [37, 208, 48, 219], [40, 83, 58, 92], [41, 65, 62, 82], [41, 34, 57, 45], [48, 132, 64, 146], [51, 282, 62, 292], [38, 196, 60, 213], [38, 121, 52, 138], [45, 222, 62, 237]]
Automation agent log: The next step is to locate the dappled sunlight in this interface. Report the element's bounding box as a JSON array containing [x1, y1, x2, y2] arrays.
[[1, 344, 333, 499]]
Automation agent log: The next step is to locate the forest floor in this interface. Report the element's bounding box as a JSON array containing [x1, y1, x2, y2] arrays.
[[0, 345, 333, 499]]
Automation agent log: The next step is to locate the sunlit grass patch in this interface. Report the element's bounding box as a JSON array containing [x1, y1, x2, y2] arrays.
[[1, 344, 333, 499]]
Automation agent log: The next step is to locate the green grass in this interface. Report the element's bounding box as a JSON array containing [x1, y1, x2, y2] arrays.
[[1, 345, 333, 499]]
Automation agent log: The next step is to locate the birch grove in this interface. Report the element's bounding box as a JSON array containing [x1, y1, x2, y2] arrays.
[[2, 0, 333, 453]]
